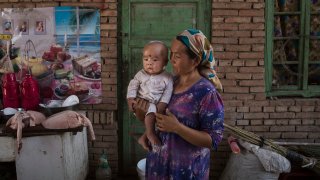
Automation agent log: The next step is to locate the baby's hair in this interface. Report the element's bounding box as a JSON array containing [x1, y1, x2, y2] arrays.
[[144, 41, 169, 63]]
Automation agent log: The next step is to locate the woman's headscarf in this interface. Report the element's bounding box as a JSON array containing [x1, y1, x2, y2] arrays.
[[177, 29, 223, 92]]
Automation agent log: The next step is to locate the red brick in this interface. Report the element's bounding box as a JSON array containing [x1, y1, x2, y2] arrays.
[[237, 106, 249, 112], [244, 112, 269, 119], [223, 100, 244, 106], [239, 23, 264, 30], [226, 73, 252, 79], [232, 60, 244, 66], [217, 60, 232, 67], [213, 44, 225, 51], [239, 80, 264, 86], [252, 44, 264, 51], [101, 10, 117, 16], [212, 30, 225, 37], [309, 133, 320, 138], [251, 119, 263, 125], [225, 17, 251, 23], [244, 126, 270, 132], [253, 3, 265, 9], [282, 132, 308, 139], [270, 126, 295, 132], [263, 106, 275, 112], [254, 93, 266, 100], [295, 99, 316, 106], [225, 112, 243, 120], [239, 9, 264, 16], [264, 120, 276, 125], [239, 38, 265, 44], [218, 66, 238, 72], [262, 132, 281, 139], [215, 52, 238, 59], [237, 120, 249, 125], [225, 31, 251, 37], [258, 60, 264, 66], [213, 17, 224, 23], [212, 10, 238, 16], [245, 60, 259, 66], [302, 106, 315, 112], [244, 100, 269, 106], [224, 86, 249, 93], [302, 119, 315, 125], [250, 106, 262, 112], [275, 106, 288, 112], [252, 30, 265, 37], [276, 119, 289, 125], [226, 45, 251, 51], [295, 112, 319, 118], [213, 23, 238, 30], [270, 112, 295, 119], [239, 67, 264, 73], [220, 79, 237, 86], [269, 100, 295, 106], [212, 37, 238, 44], [252, 73, 264, 79], [297, 126, 320, 132], [213, 2, 252, 9], [289, 119, 301, 125], [225, 106, 237, 112], [253, 17, 265, 23]]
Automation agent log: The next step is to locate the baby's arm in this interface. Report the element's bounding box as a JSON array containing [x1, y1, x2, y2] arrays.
[[157, 102, 167, 114]]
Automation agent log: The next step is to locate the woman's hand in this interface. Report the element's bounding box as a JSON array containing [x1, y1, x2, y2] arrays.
[[156, 109, 181, 133], [157, 109, 213, 148], [127, 98, 136, 112]]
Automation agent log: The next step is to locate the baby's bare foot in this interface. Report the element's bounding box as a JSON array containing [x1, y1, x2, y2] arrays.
[[147, 131, 161, 145], [138, 133, 151, 151]]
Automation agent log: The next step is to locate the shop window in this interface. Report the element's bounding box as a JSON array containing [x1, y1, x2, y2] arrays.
[[265, 0, 320, 97]]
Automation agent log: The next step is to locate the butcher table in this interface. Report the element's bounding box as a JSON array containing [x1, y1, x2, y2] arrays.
[[0, 125, 89, 180]]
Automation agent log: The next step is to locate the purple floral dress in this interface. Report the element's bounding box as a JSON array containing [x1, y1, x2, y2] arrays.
[[146, 77, 224, 180]]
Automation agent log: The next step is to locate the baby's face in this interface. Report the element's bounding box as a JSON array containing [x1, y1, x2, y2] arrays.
[[142, 44, 167, 75]]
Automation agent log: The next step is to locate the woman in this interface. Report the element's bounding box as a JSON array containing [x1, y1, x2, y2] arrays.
[[139, 29, 224, 179]]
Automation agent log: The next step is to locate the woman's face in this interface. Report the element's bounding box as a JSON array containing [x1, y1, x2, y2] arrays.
[[170, 39, 198, 76]]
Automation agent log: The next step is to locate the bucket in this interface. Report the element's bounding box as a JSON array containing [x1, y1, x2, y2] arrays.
[[136, 158, 146, 180]]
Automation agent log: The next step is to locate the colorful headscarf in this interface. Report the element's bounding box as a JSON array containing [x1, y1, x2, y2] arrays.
[[177, 29, 223, 92]]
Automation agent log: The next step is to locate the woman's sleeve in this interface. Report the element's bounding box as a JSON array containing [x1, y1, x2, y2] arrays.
[[199, 89, 224, 151]]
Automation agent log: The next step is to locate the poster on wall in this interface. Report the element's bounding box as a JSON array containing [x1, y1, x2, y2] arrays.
[[0, 7, 102, 105]]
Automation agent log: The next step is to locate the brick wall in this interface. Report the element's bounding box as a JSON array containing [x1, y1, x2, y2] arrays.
[[2, 0, 320, 179], [0, 0, 118, 179], [211, 0, 320, 179]]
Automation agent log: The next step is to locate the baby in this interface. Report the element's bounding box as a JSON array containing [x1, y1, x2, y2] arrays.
[[127, 41, 173, 145]]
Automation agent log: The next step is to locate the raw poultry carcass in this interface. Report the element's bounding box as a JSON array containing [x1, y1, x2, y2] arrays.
[[6, 111, 46, 153], [41, 110, 95, 141]]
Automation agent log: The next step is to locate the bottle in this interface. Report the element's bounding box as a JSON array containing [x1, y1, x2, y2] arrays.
[[95, 150, 112, 180], [2, 73, 20, 108], [20, 74, 40, 110]]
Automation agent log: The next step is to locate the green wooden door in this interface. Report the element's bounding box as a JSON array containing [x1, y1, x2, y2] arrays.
[[120, 0, 211, 174]]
